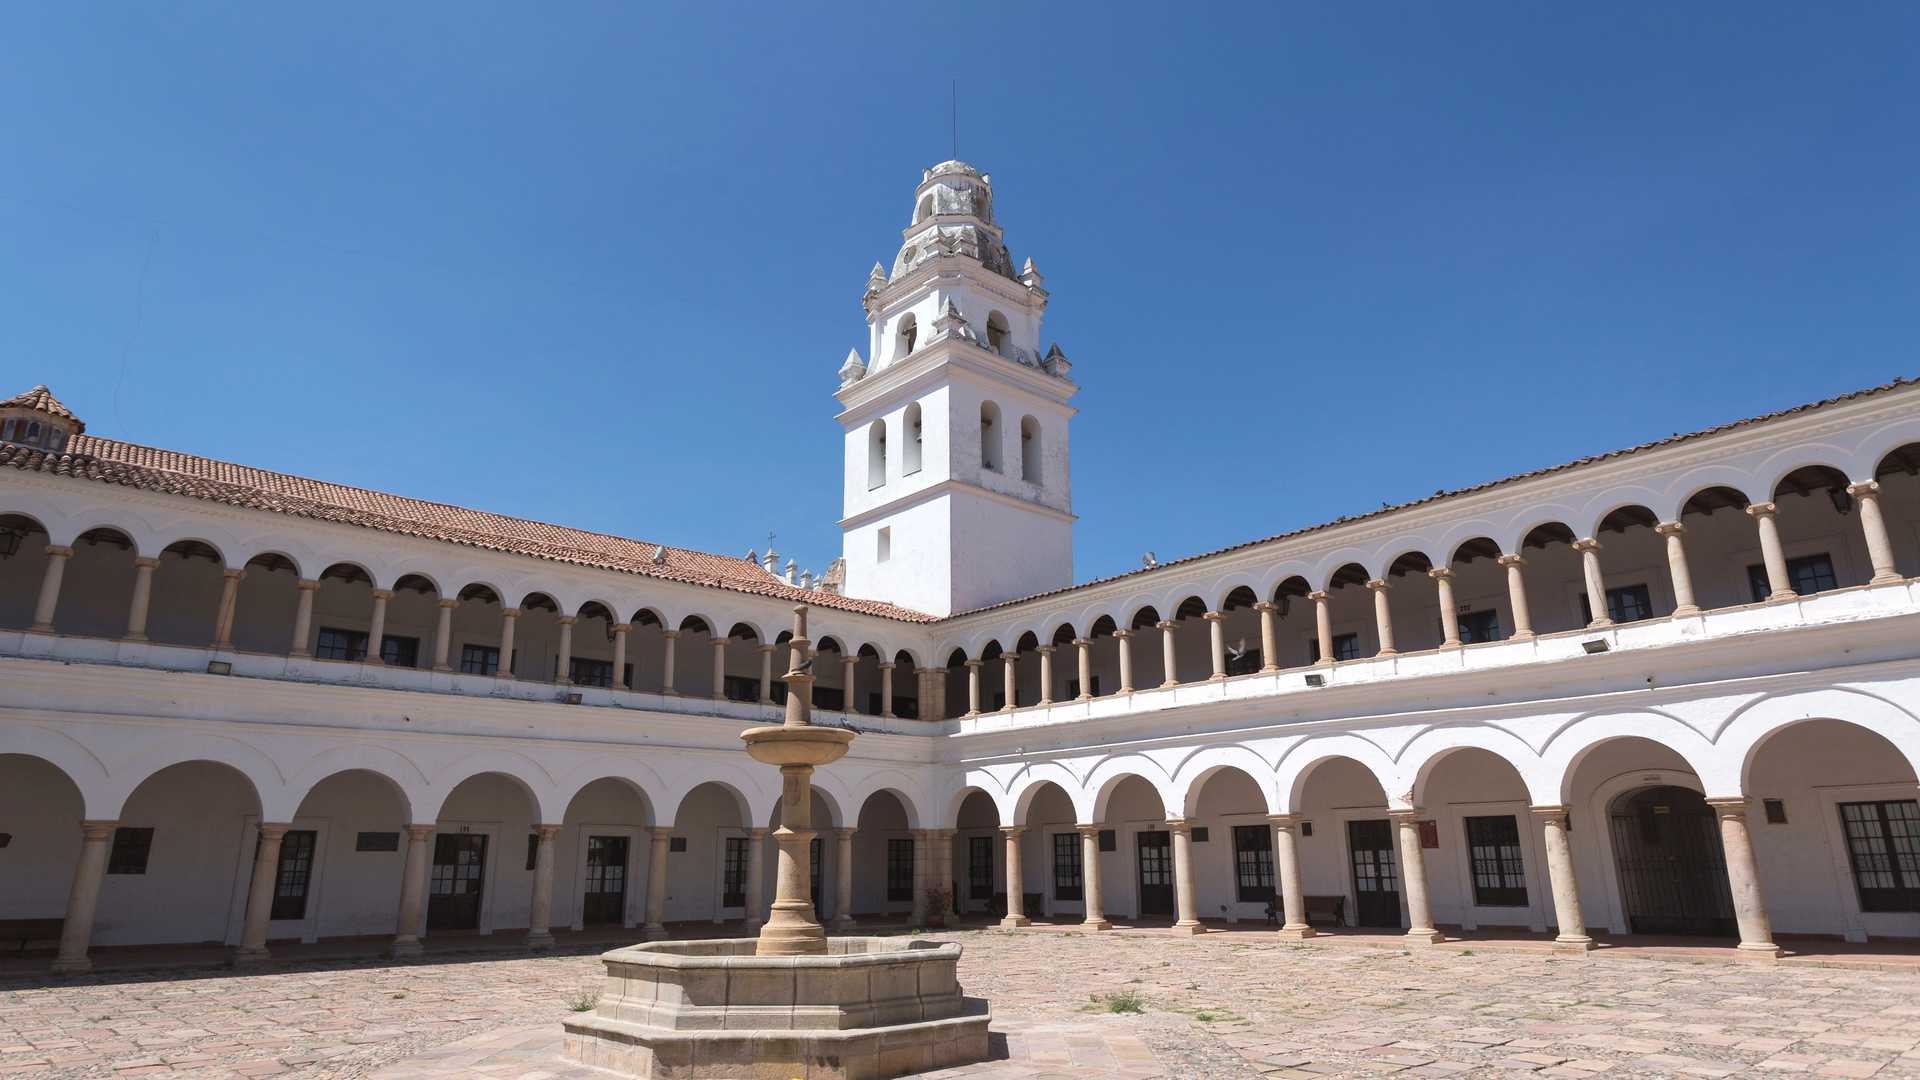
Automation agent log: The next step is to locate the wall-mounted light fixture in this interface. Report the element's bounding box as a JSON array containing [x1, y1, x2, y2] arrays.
[[206, 660, 233, 675], [1581, 639, 1609, 655], [1304, 673, 1326, 687]]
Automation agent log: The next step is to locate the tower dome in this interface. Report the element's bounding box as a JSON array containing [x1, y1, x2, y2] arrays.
[[0, 384, 83, 453], [891, 160, 1016, 281]]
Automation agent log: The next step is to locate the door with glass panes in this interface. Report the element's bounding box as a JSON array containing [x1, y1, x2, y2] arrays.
[[1136, 830, 1174, 916], [427, 834, 488, 931], [1346, 819, 1400, 928], [582, 835, 628, 925]]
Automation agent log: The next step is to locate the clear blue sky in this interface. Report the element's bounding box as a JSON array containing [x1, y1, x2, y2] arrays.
[[3, 5, 1915, 585]]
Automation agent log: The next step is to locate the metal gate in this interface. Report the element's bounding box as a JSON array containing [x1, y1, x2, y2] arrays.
[[1607, 786, 1736, 937]]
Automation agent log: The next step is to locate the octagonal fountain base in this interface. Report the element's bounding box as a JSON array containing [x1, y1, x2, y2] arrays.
[[561, 937, 991, 1079]]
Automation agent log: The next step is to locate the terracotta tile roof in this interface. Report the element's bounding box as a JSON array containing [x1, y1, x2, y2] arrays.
[[0, 385, 84, 431], [951, 376, 1920, 617], [0, 433, 934, 622]]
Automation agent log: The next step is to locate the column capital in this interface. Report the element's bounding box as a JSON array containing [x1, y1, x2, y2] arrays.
[[1365, 578, 1392, 592], [1570, 537, 1601, 553], [1528, 804, 1572, 821], [222, 567, 247, 581], [405, 823, 436, 840], [79, 820, 120, 841], [1426, 567, 1453, 581], [833, 826, 858, 840], [1745, 501, 1779, 519], [1386, 807, 1424, 823], [556, 614, 576, 625], [1847, 479, 1882, 498], [877, 660, 895, 670], [999, 825, 1026, 838], [1704, 795, 1751, 815], [963, 658, 982, 670], [1034, 644, 1055, 656], [755, 641, 773, 653], [613, 622, 632, 633], [1075, 822, 1103, 835], [438, 597, 460, 610], [1164, 817, 1193, 834], [716, 635, 731, 649], [133, 556, 160, 569], [1112, 628, 1133, 640], [535, 823, 563, 839], [1306, 590, 1329, 602], [1251, 600, 1277, 613], [744, 827, 769, 839], [500, 606, 521, 618], [256, 822, 294, 840], [296, 578, 322, 591], [1496, 554, 1526, 568], [1653, 520, 1686, 537], [1266, 813, 1301, 827], [1070, 638, 1090, 648], [662, 628, 680, 639], [649, 824, 676, 840], [1155, 619, 1175, 630], [43, 544, 73, 558], [370, 587, 394, 600], [1202, 610, 1225, 622]]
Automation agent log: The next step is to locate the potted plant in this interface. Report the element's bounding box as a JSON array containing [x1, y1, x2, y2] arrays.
[[924, 884, 953, 928]]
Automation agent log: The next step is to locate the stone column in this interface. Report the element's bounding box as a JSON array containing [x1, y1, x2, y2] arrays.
[[125, 556, 158, 641], [1077, 825, 1112, 930], [1204, 612, 1227, 679], [1269, 815, 1313, 939], [1309, 592, 1334, 664], [234, 822, 291, 967], [1074, 638, 1093, 698], [1498, 554, 1535, 639], [1114, 630, 1135, 692], [758, 643, 775, 704], [1036, 646, 1056, 705], [1531, 806, 1593, 953], [909, 830, 929, 927], [213, 567, 244, 649], [290, 579, 319, 657], [51, 821, 117, 974], [1000, 826, 1030, 927], [1167, 819, 1204, 935], [644, 826, 671, 940], [743, 828, 768, 931], [1254, 601, 1280, 671], [878, 661, 895, 717], [1391, 810, 1443, 944], [365, 588, 393, 664], [660, 629, 679, 694], [1708, 797, 1782, 957], [831, 827, 856, 930], [496, 607, 519, 678], [432, 598, 458, 671], [1158, 619, 1180, 686], [1748, 503, 1796, 602], [554, 615, 575, 683], [1850, 481, 1903, 584], [611, 623, 631, 688], [1430, 568, 1461, 648], [1001, 652, 1017, 709], [964, 659, 982, 716], [1572, 539, 1610, 627], [1654, 522, 1700, 616], [1366, 580, 1398, 656], [390, 824, 434, 957], [526, 824, 561, 948], [840, 654, 857, 712], [713, 637, 731, 701], [28, 545, 71, 633]]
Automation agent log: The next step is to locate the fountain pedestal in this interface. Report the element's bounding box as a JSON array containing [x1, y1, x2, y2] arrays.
[[562, 606, 992, 1078]]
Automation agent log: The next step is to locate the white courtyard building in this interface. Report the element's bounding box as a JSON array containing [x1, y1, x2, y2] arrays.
[[7, 160, 1920, 975]]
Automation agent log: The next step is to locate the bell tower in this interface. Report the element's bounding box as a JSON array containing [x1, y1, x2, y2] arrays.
[[835, 161, 1077, 617]]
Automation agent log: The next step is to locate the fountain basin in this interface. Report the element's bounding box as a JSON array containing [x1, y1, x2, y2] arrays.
[[740, 723, 856, 767], [562, 937, 991, 1078]]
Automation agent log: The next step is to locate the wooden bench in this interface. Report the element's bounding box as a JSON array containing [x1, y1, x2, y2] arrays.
[[1303, 895, 1346, 928], [0, 918, 64, 953]]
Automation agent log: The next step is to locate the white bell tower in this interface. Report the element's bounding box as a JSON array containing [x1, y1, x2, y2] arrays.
[[835, 161, 1077, 617]]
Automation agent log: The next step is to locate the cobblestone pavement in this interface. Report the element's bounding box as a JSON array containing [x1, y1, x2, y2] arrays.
[[6, 929, 1920, 1078]]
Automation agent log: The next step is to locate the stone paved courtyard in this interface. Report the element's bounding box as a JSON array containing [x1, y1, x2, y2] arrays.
[[6, 928, 1920, 1078]]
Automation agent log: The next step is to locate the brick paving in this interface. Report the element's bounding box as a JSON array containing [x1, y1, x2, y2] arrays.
[[5, 928, 1920, 1077]]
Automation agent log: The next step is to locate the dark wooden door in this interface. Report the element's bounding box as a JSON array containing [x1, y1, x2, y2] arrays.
[[427, 833, 487, 931], [969, 835, 992, 911], [1608, 786, 1736, 936], [582, 835, 628, 925], [1137, 830, 1174, 916], [1347, 819, 1401, 928]]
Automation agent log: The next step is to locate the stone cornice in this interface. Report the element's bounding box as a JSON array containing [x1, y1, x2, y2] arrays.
[[835, 336, 1077, 420], [837, 477, 1076, 531]]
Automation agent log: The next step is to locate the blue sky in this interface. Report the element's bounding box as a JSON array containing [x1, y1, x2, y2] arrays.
[[2, 4, 1915, 585]]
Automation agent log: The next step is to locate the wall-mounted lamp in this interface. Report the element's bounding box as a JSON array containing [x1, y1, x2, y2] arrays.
[[563, 692, 584, 705], [1580, 639, 1609, 655], [1304, 673, 1326, 687], [206, 660, 233, 676]]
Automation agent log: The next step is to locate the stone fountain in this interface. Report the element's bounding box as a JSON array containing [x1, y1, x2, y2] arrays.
[[563, 606, 992, 1079]]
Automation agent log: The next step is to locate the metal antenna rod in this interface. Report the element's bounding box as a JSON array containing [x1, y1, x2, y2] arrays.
[[951, 79, 958, 160]]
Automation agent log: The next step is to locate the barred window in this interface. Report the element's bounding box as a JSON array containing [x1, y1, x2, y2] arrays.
[[1231, 825, 1274, 903], [1464, 815, 1528, 907], [1459, 609, 1501, 644], [887, 838, 915, 902], [722, 836, 748, 908], [1839, 800, 1920, 913], [315, 627, 368, 661], [269, 830, 318, 921], [1748, 553, 1839, 603], [1052, 832, 1082, 901], [569, 657, 613, 688], [460, 644, 500, 676]]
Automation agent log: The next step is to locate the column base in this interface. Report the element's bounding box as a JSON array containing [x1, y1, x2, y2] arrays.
[[1259, 666, 1280, 674], [998, 915, 1030, 929], [1871, 572, 1905, 585], [1551, 935, 1596, 955], [1509, 631, 1535, 641], [1375, 649, 1398, 658], [1670, 605, 1701, 617], [26, 624, 53, 635], [829, 916, 855, 931], [1403, 929, 1445, 946], [1736, 941, 1783, 961], [1312, 659, 1333, 667], [1276, 924, 1316, 940], [525, 931, 555, 950], [1207, 674, 1226, 682], [1080, 918, 1112, 932], [49, 955, 92, 975], [1076, 693, 1093, 701], [744, 920, 765, 935], [230, 945, 271, 968], [1167, 921, 1206, 937], [125, 633, 148, 643], [1585, 619, 1613, 630], [388, 938, 424, 959], [1439, 641, 1462, 650], [290, 649, 310, 658], [1765, 592, 1798, 604], [433, 664, 453, 673], [1158, 681, 1180, 689], [641, 924, 668, 941]]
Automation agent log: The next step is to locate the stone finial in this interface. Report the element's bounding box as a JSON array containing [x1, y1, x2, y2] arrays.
[[1020, 257, 1045, 289], [746, 548, 758, 565], [837, 348, 867, 388], [650, 545, 668, 565], [1042, 342, 1073, 380], [799, 570, 814, 590], [866, 262, 887, 291], [784, 559, 798, 586], [934, 298, 977, 342]]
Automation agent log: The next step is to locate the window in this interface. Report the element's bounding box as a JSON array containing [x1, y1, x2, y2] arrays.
[[1051, 832, 1082, 901], [980, 402, 1000, 472], [108, 827, 154, 875], [269, 830, 318, 921], [877, 527, 890, 563], [1308, 633, 1361, 664], [968, 835, 992, 901], [1232, 825, 1274, 903], [811, 685, 846, 711], [1459, 609, 1501, 644], [886, 838, 915, 902], [1464, 815, 1528, 907], [1225, 648, 1262, 677], [570, 657, 614, 688], [1020, 416, 1041, 483], [1748, 552, 1838, 603], [723, 675, 761, 703], [986, 311, 1010, 355], [1839, 800, 1920, 912], [723, 837, 749, 908], [1579, 583, 1654, 625], [904, 403, 923, 474], [868, 420, 887, 489], [381, 634, 419, 668], [896, 313, 917, 358], [355, 831, 400, 852], [1066, 675, 1101, 698], [460, 644, 500, 676], [316, 627, 368, 661]]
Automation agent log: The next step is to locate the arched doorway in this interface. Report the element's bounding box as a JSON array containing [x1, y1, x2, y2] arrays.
[[1606, 785, 1734, 937]]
